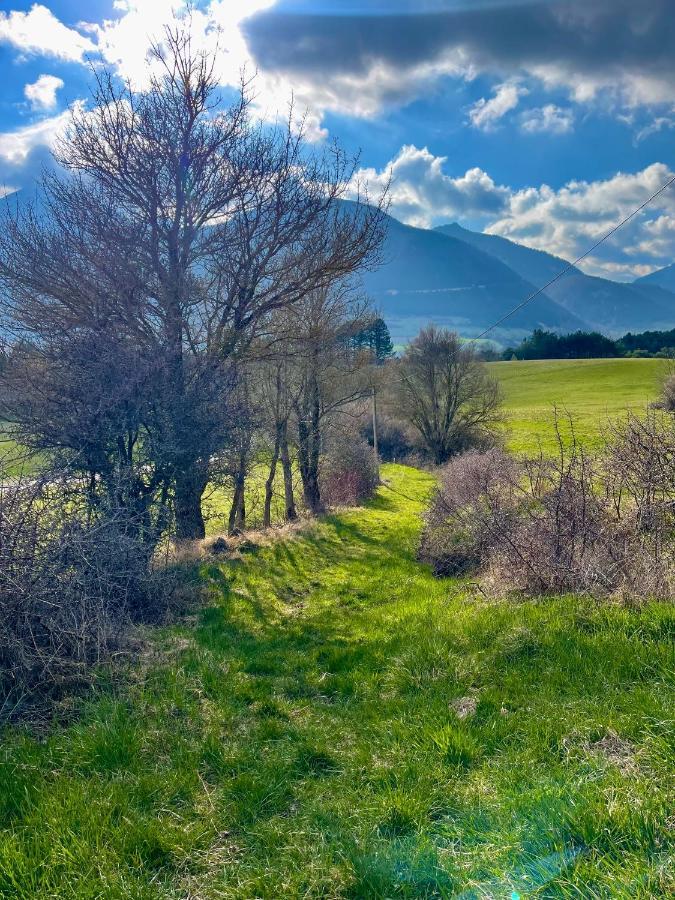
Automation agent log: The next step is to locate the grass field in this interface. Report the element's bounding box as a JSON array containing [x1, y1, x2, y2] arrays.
[[1, 464, 673, 898], [490, 358, 668, 454]]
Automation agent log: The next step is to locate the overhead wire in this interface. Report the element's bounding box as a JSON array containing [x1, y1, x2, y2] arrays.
[[468, 172, 675, 343]]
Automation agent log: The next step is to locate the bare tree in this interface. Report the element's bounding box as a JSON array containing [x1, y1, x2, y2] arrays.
[[0, 27, 385, 539], [258, 358, 297, 527], [284, 284, 374, 515], [394, 325, 502, 465]]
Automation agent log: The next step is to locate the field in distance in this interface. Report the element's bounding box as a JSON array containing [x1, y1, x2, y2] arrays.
[[491, 357, 668, 454]]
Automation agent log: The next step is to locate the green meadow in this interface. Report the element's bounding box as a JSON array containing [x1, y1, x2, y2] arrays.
[[1, 463, 673, 898], [491, 357, 668, 454]]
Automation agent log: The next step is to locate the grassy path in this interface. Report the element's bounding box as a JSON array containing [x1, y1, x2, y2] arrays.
[[1, 465, 673, 898]]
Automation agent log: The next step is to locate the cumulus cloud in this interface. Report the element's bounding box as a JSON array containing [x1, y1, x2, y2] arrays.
[[351, 144, 510, 228], [0, 3, 95, 62], [79, 0, 469, 139], [0, 104, 76, 166], [487, 162, 675, 277], [24, 74, 64, 111], [355, 147, 675, 278], [520, 104, 573, 134], [2, 1, 674, 143], [84, 1, 275, 88], [469, 82, 526, 131], [244, 0, 675, 128]]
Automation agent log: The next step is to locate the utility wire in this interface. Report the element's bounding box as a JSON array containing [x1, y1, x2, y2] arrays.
[[469, 171, 675, 343]]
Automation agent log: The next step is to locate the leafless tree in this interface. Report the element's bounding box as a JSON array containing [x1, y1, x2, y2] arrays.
[[394, 325, 503, 465], [257, 356, 298, 527], [283, 284, 374, 514], [0, 27, 385, 539]]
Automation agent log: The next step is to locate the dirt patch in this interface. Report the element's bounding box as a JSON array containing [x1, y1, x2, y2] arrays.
[[584, 729, 638, 773], [450, 695, 478, 719]]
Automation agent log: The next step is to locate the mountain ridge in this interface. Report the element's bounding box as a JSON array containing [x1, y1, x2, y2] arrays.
[[356, 205, 675, 343], [434, 222, 675, 337]]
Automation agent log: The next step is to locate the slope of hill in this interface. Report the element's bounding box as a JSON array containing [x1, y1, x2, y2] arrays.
[[436, 223, 675, 335], [491, 357, 666, 454], [635, 262, 675, 293], [359, 210, 587, 342]]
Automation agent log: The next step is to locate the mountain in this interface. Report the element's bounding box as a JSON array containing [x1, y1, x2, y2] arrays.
[[359, 209, 587, 344], [435, 223, 675, 336], [634, 263, 675, 294]]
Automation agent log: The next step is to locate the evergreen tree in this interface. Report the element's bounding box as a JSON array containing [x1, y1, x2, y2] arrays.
[[351, 317, 394, 363]]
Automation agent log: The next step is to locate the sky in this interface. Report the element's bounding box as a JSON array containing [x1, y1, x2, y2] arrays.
[[0, 0, 674, 281]]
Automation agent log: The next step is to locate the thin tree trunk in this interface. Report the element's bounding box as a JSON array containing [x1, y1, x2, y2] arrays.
[[228, 440, 249, 534], [279, 421, 297, 521], [297, 374, 324, 515], [263, 431, 281, 528], [228, 472, 245, 533]]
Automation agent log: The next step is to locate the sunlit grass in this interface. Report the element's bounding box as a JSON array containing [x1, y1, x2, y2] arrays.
[[0, 464, 672, 897], [491, 358, 668, 454]]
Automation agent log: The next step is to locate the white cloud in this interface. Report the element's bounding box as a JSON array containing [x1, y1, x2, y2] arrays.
[[468, 82, 525, 131], [83, 1, 470, 140], [355, 147, 675, 279], [0, 3, 95, 62], [82, 0, 276, 87], [24, 74, 64, 111], [625, 214, 675, 259], [0, 104, 77, 166], [351, 144, 510, 228], [529, 62, 675, 109], [520, 104, 573, 135], [487, 163, 675, 278], [635, 115, 675, 143]]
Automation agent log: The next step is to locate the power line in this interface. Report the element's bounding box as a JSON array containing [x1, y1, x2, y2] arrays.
[[470, 171, 675, 343]]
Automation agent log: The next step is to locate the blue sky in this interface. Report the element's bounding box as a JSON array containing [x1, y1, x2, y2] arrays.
[[1, 0, 674, 280]]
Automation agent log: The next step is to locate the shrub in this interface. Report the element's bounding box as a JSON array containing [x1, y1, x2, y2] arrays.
[[421, 414, 675, 599], [0, 465, 171, 720], [320, 435, 379, 507], [419, 448, 520, 576], [487, 445, 627, 596], [361, 413, 417, 463], [658, 372, 675, 412]]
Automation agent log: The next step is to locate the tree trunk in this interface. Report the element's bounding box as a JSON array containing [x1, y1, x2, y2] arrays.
[[301, 461, 322, 515], [279, 422, 297, 521], [228, 449, 248, 534], [175, 466, 208, 540], [297, 374, 324, 515], [263, 431, 281, 528]]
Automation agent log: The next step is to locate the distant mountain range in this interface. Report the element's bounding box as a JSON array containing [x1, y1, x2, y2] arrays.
[[357, 206, 675, 344], [635, 262, 675, 294]]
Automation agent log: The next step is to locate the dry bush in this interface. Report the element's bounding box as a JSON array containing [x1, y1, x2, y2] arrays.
[[660, 373, 675, 412], [320, 435, 379, 507], [0, 464, 172, 720], [422, 414, 675, 599], [654, 363, 675, 413], [419, 448, 521, 576], [487, 442, 629, 596]]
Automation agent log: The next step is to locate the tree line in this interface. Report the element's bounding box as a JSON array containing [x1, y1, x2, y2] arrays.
[[499, 327, 675, 360]]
